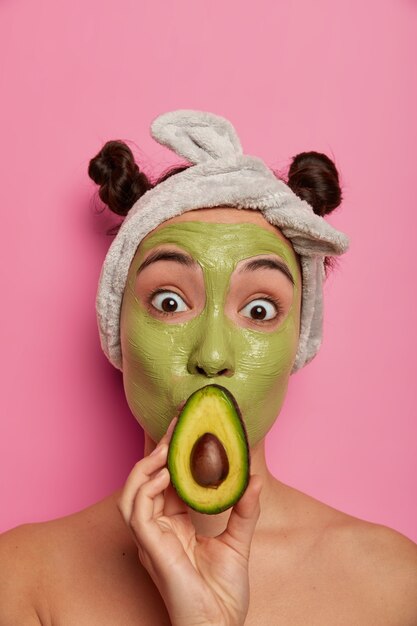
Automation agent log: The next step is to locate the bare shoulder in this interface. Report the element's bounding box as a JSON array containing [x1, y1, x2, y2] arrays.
[[275, 483, 417, 624], [327, 513, 417, 623], [0, 522, 46, 625], [330, 514, 417, 576], [0, 493, 123, 625], [284, 482, 417, 578], [354, 518, 417, 562]]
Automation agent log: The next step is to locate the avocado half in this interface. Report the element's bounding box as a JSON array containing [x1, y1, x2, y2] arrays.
[[167, 384, 250, 514]]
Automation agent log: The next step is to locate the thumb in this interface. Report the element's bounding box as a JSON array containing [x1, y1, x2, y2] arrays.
[[219, 474, 262, 560]]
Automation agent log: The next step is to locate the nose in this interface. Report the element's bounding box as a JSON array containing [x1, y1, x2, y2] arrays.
[[187, 313, 235, 378]]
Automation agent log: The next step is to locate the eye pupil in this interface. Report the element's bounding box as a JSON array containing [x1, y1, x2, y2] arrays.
[[252, 305, 266, 320], [162, 298, 178, 312]]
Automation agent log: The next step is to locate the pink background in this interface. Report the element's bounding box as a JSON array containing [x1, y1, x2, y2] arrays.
[[1, 1, 416, 541]]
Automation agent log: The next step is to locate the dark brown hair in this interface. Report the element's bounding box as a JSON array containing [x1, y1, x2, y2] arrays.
[[88, 142, 343, 273]]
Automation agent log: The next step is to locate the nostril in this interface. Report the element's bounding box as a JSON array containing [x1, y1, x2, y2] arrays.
[[196, 366, 230, 377]]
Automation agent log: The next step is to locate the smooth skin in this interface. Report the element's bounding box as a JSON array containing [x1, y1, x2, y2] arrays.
[[1, 208, 417, 626], [118, 418, 262, 626]]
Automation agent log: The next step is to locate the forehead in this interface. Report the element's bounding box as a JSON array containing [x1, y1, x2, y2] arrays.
[[133, 207, 301, 276], [148, 207, 291, 242]]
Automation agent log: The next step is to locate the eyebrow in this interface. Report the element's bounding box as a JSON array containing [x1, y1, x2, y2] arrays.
[[238, 258, 294, 285], [137, 250, 197, 274]]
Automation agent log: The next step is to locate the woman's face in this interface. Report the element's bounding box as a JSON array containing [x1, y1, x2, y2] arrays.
[[120, 208, 302, 447]]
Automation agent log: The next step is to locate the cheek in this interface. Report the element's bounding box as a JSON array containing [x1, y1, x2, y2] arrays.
[[237, 310, 299, 378], [121, 300, 182, 383], [120, 295, 191, 439], [120, 291, 203, 404], [233, 314, 299, 444]]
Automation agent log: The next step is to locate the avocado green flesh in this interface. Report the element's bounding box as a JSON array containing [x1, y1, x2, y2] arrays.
[[167, 384, 250, 514]]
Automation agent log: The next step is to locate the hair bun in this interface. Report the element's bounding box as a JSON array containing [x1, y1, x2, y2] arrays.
[[287, 151, 342, 217], [88, 140, 151, 216]]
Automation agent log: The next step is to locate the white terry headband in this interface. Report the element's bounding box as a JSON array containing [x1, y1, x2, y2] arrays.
[[96, 109, 349, 373]]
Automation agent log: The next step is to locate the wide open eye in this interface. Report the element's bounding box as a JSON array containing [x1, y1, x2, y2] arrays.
[[150, 290, 189, 314], [239, 298, 279, 322]]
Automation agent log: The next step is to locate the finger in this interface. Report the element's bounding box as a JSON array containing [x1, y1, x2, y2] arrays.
[[219, 474, 262, 560], [130, 467, 171, 544], [118, 444, 168, 521], [144, 416, 181, 518], [153, 490, 166, 518], [119, 416, 179, 523], [163, 482, 189, 517], [147, 416, 178, 455], [165, 415, 178, 440]]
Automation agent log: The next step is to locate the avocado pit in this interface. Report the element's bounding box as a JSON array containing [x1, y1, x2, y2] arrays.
[[190, 432, 229, 488]]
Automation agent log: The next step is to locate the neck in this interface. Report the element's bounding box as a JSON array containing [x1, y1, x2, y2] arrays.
[[144, 432, 276, 537]]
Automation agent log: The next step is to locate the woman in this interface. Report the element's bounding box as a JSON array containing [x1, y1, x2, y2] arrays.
[[1, 110, 416, 625]]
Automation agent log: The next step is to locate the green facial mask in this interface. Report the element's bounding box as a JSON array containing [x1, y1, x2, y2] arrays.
[[120, 222, 301, 447]]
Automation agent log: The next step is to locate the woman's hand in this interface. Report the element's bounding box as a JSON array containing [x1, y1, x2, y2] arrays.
[[117, 419, 262, 626]]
